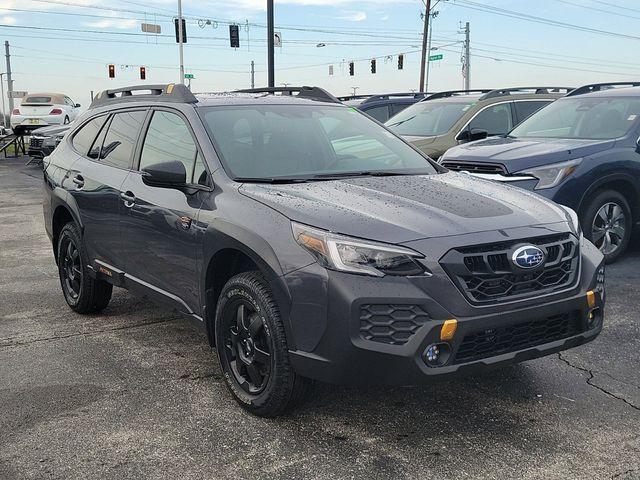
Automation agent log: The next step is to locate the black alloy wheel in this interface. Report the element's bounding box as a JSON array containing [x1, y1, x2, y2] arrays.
[[60, 235, 82, 301], [223, 301, 272, 394]]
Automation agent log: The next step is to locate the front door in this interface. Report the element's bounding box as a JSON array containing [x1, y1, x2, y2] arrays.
[[119, 108, 210, 315]]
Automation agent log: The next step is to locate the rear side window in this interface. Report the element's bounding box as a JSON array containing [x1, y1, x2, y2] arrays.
[[139, 110, 201, 183], [364, 105, 390, 122], [72, 116, 108, 156], [99, 111, 146, 169], [514, 101, 551, 124], [468, 103, 514, 136]]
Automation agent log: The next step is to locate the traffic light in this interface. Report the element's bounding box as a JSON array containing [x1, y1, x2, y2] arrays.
[[229, 25, 240, 48], [174, 18, 187, 43], [108, 64, 115, 79], [140, 66, 146, 80], [349, 61, 354, 76], [370, 59, 376, 74], [398, 54, 404, 70]]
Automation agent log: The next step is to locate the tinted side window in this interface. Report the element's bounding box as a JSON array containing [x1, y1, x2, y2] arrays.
[[468, 103, 514, 136], [514, 101, 551, 124], [72, 116, 108, 156], [139, 110, 199, 182], [390, 103, 411, 117], [364, 105, 390, 122], [100, 111, 146, 169]]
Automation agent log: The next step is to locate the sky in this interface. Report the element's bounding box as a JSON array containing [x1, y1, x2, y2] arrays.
[[0, 0, 639, 110]]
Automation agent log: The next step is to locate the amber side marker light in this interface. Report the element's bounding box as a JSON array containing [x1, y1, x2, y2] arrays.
[[440, 319, 458, 341], [586, 290, 596, 309]]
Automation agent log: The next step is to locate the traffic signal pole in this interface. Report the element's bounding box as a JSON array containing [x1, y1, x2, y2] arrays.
[[267, 0, 275, 87], [419, 0, 431, 92]]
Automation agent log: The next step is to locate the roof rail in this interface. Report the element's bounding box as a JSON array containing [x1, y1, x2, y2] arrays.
[[479, 86, 574, 100], [361, 92, 429, 104], [235, 86, 341, 104], [424, 89, 493, 101], [90, 84, 197, 108], [566, 82, 640, 97], [337, 94, 371, 101]]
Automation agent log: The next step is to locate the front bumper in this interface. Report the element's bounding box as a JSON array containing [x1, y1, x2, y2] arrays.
[[286, 233, 605, 386]]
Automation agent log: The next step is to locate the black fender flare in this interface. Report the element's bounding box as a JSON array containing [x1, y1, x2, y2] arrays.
[[577, 172, 640, 217]]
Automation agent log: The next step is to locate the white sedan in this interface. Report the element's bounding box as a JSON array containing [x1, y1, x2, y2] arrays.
[[11, 93, 81, 136]]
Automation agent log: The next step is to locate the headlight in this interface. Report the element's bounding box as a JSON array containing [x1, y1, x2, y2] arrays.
[[518, 158, 582, 190], [42, 136, 62, 147], [292, 222, 427, 277]]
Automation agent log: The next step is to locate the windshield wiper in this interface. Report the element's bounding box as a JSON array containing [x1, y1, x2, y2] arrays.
[[311, 171, 420, 179], [386, 116, 416, 127], [235, 177, 314, 184]]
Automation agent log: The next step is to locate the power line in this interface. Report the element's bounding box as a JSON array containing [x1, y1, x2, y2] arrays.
[[451, 0, 640, 42], [589, 0, 640, 14], [552, 0, 640, 21]]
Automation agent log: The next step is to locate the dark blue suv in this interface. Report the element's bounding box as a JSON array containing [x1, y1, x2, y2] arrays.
[[440, 82, 640, 263], [339, 92, 429, 122]]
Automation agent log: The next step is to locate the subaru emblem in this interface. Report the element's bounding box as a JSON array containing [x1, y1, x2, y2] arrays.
[[512, 245, 545, 269]]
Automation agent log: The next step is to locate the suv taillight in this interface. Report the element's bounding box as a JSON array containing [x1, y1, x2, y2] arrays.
[[50, 108, 63, 115], [11, 108, 20, 115]]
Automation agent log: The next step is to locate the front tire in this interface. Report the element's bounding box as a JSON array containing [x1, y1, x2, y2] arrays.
[[215, 271, 311, 417], [582, 189, 632, 264], [57, 222, 112, 313]]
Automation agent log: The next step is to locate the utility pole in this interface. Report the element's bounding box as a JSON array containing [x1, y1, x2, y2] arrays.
[[267, 0, 275, 87], [351, 86, 359, 96], [250, 60, 255, 88], [424, 10, 439, 93], [463, 21, 470, 90], [177, 0, 185, 84], [5, 41, 14, 113], [419, 0, 431, 92], [0, 73, 6, 128]]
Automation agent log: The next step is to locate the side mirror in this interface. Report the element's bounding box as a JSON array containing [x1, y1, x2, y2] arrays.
[[141, 161, 186, 188], [75, 103, 81, 108], [458, 128, 489, 143]]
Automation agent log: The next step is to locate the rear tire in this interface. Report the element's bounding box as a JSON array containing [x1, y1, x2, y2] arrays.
[[581, 189, 632, 264], [215, 271, 311, 417], [57, 222, 112, 313]]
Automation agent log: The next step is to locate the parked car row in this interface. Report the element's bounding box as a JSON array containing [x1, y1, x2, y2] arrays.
[[45, 84, 605, 417]]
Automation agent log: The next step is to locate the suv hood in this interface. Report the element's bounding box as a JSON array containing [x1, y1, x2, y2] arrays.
[[239, 172, 569, 244], [443, 136, 615, 173]]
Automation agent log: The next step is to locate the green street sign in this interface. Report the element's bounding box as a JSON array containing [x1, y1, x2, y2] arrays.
[[184, 73, 195, 79], [429, 54, 443, 61]]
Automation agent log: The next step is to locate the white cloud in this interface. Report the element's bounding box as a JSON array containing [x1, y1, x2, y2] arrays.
[[85, 18, 138, 29], [339, 10, 366, 22], [0, 15, 16, 24]]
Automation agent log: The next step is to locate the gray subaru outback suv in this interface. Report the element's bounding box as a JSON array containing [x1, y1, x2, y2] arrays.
[[44, 84, 605, 417]]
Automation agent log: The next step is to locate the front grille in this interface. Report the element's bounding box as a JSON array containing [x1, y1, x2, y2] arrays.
[[29, 137, 44, 148], [440, 233, 580, 305], [441, 161, 506, 175], [359, 304, 431, 345], [453, 311, 584, 364]]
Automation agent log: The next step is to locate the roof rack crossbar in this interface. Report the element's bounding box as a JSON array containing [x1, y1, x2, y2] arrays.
[[424, 89, 493, 101], [479, 86, 574, 100], [235, 86, 341, 104], [360, 92, 429, 104], [90, 84, 197, 108], [566, 82, 640, 97]]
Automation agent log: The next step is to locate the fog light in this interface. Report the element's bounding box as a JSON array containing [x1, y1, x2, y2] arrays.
[[423, 342, 451, 367]]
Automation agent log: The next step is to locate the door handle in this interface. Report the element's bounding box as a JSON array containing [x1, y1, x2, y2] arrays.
[[120, 191, 136, 207], [72, 174, 84, 188]]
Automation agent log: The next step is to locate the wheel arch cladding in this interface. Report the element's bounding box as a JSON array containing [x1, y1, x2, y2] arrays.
[[202, 227, 292, 349], [52, 204, 76, 263], [579, 174, 639, 221]]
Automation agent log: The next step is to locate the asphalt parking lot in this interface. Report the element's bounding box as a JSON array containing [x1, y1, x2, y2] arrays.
[[1, 157, 639, 480]]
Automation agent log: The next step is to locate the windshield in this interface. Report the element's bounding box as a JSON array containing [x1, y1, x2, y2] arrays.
[[510, 96, 640, 140], [198, 105, 437, 181], [385, 100, 474, 136]]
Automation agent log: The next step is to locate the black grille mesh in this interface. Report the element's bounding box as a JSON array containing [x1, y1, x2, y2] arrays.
[[441, 234, 580, 305], [442, 161, 506, 175], [453, 311, 583, 364], [359, 304, 431, 345]]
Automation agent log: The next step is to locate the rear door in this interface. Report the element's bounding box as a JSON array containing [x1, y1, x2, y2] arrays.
[[119, 108, 210, 314], [68, 109, 147, 271]]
